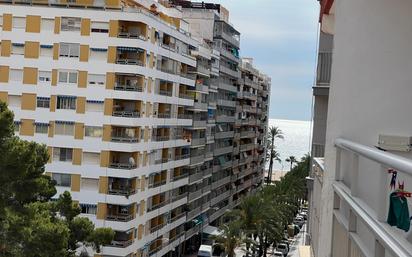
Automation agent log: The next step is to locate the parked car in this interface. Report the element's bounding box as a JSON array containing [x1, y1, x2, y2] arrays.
[[293, 217, 304, 228], [198, 245, 213, 257], [276, 243, 289, 257], [280, 240, 290, 251], [273, 251, 284, 257], [300, 211, 308, 220]]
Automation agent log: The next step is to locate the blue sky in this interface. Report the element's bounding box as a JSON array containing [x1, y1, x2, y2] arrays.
[[209, 0, 320, 121]]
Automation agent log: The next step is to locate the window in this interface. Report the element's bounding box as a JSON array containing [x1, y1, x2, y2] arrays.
[[40, 45, 53, 57], [13, 17, 26, 29], [41, 18, 54, 31], [35, 123, 49, 134], [58, 71, 78, 84], [91, 22, 109, 33], [81, 178, 98, 190], [12, 43, 24, 55], [86, 101, 103, 112], [53, 147, 73, 162], [55, 122, 74, 136], [14, 121, 20, 132], [52, 173, 71, 187], [59, 43, 80, 58], [39, 71, 51, 82], [56, 96, 76, 110], [9, 69, 22, 81], [61, 17, 81, 31], [88, 74, 105, 86], [37, 97, 50, 108], [80, 204, 97, 214], [85, 126, 102, 137], [83, 152, 100, 164], [8, 95, 21, 107]]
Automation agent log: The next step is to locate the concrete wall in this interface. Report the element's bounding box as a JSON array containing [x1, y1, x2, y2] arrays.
[[319, 0, 412, 256]]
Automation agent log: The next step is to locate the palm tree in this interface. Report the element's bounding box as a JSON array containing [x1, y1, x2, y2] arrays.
[[212, 222, 243, 257], [285, 156, 297, 171], [266, 126, 284, 185]]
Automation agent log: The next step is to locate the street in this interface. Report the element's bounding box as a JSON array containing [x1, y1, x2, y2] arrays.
[[233, 223, 307, 257]]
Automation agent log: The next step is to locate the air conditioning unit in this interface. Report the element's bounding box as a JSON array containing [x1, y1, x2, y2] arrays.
[[378, 134, 412, 152]]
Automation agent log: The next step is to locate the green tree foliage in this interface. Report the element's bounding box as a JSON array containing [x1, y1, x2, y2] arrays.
[[0, 102, 114, 257], [222, 154, 310, 257]]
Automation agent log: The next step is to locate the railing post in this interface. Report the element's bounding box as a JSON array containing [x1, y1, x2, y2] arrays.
[[335, 148, 342, 181], [351, 153, 359, 197], [375, 240, 385, 257], [377, 165, 389, 222]]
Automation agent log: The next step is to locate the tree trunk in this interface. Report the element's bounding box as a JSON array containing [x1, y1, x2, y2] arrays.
[[267, 159, 273, 185]]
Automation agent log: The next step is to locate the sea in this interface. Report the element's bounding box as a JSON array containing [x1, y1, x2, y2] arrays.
[[267, 119, 312, 171]]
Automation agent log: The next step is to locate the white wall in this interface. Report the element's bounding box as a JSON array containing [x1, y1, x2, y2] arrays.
[[319, 0, 412, 256]]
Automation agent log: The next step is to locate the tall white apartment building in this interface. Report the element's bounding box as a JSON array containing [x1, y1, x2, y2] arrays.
[[0, 0, 270, 256], [308, 0, 412, 257], [0, 1, 197, 256]]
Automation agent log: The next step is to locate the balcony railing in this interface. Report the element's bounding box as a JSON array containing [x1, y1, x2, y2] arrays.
[[110, 239, 133, 248], [111, 136, 139, 143], [109, 163, 137, 170], [148, 200, 170, 212], [114, 84, 143, 92], [106, 214, 134, 222], [159, 90, 173, 97], [171, 172, 189, 182], [118, 31, 146, 40], [116, 58, 144, 66], [150, 222, 166, 233], [112, 110, 140, 118], [108, 188, 136, 196], [329, 138, 412, 257], [317, 52, 332, 85], [157, 113, 171, 119]]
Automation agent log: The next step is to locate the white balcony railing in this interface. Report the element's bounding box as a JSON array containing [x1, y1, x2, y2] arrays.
[[332, 138, 412, 257]]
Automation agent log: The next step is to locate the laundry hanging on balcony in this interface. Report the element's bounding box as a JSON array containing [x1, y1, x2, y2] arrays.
[[387, 181, 411, 232]]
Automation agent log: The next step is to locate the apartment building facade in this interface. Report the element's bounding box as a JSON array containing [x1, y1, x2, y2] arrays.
[[0, 0, 269, 256], [308, 0, 412, 257]]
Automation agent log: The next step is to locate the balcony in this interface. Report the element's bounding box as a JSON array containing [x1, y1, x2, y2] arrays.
[[210, 190, 231, 206], [316, 52, 332, 85], [189, 172, 203, 184], [116, 47, 145, 66], [108, 177, 136, 196], [112, 100, 141, 118], [179, 92, 195, 100], [220, 65, 240, 78], [178, 113, 192, 120], [217, 99, 236, 108], [191, 137, 206, 147], [240, 143, 255, 152], [148, 199, 170, 212], [188, 189, 203, 201], [240, 131, 256, 138], [212, 176, 231, 189], [219, 47, 239, 63], [115, 74, 144, 92], [118, 21, 147, 40], [106, 205, 134, 222], [318, 138, 412, 257], [216, 115, 236, 123], [187, 206, 202, 220], [217, 79, 237, 93], [111, 127, 140, 143], [214, 145, 233, 156], [215, 130, 235, 140], [193, 120, 207, 128], [214, 21, 240, 48], [109, 152, 137, 170]]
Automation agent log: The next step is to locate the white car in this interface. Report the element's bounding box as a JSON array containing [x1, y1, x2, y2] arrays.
[[293, 217, 304, 227], [276, 243, 289, 256], [198, 245, 213, 257], [273, 251, 284, 257]]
